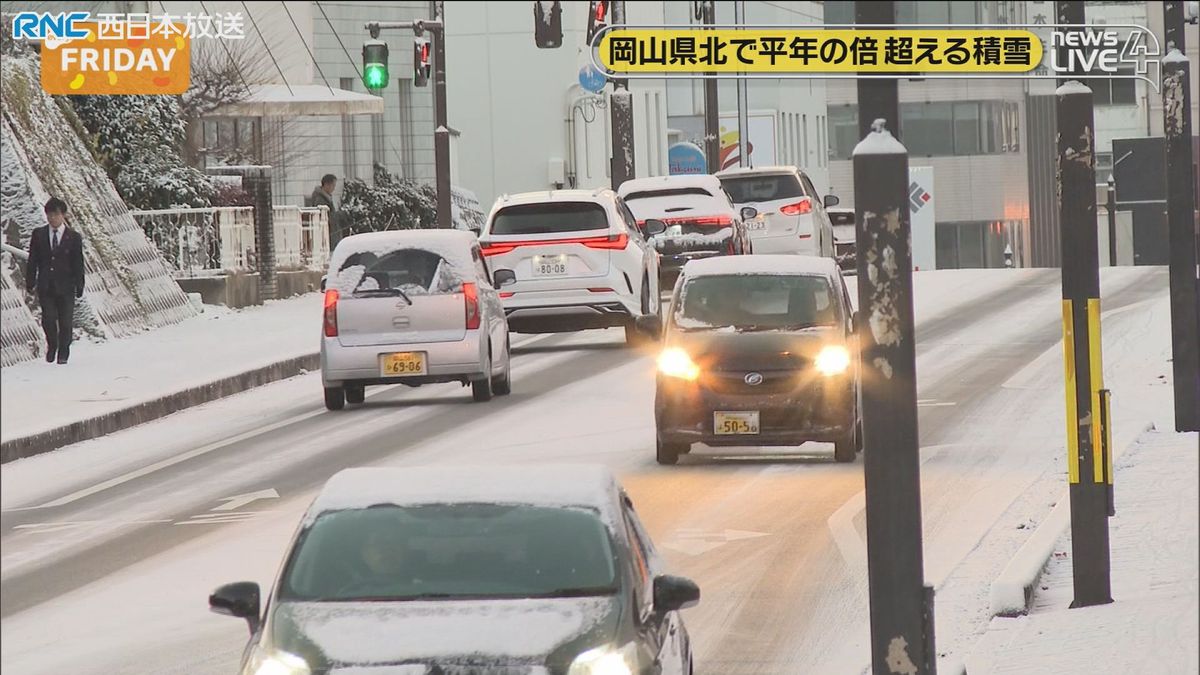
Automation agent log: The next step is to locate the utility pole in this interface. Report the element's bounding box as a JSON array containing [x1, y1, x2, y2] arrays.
[[430, 1, 452, 229], [699, 0, 720, 172], [1105, 175, 1117, 266], [734, 1, 750, 167], [851, 5, 932, 672], [854, 119, 934, 675], [1055, 0, 1116, 601], [366, 11, 452, 229], [854, 2, 901, 141], [609, 0, 635, 190], [1162, 0, 1200, 432]]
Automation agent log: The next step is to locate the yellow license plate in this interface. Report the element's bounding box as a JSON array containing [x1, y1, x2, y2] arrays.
[[380, 352, 427, 376], [714, 411, 760, 435]]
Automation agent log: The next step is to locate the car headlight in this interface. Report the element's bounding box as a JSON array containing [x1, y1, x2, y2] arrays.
[[657, 347, 700, 381], [814, 345, 851, 376], [567, 643, 639, 675], [243, 650, 310, 675]]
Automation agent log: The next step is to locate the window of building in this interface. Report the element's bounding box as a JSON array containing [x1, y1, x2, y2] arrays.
[[1089, 73, 1138, 105], [829, 101, 1020, 159], [1095, 152, 1114, 181], [906, 102, 956, 156]]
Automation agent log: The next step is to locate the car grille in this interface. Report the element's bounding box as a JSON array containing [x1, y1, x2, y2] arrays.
[[704, 369, 803, 395]]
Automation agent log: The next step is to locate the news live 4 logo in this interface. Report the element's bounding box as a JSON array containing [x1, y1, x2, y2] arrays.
[[11, 11, 191, 95], [1047, 28, 1159, 79]]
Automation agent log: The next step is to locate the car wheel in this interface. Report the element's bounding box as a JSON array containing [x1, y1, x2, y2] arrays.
[[656, 437, 686, 465], [345, 385, 365, 404], [324, 386, 345, 411], [472, 353, 494, 402], [492, 341, 512, 396]]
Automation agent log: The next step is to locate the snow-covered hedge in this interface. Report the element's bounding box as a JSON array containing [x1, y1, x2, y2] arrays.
[[338, 164, 437, 235], [70, 94, 215, 210]]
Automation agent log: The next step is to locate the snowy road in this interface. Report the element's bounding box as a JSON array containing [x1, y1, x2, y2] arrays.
[[0, 267, 1171, 675]]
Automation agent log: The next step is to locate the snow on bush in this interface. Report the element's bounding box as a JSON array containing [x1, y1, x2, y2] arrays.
[[339, 163, 437, 235], [70, 94, 215, 209]]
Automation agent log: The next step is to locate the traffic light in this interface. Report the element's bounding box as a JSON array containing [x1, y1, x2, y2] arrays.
[[533, 0, 562, 49], [586, 0, 608, 45], [362, 39, 388, 90], [413, 37, 431, 87]]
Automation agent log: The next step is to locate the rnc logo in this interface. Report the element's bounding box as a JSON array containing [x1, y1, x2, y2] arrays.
[[11, 12, 91, 40]]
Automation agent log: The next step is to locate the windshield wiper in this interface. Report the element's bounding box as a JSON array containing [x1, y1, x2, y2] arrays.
[[335, 592, 457, 602], [353, 287, 413, 305], [530, 586, 619, 598]]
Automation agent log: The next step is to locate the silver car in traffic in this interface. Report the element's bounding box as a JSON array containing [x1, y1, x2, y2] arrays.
[[320, 230, 514, 409]]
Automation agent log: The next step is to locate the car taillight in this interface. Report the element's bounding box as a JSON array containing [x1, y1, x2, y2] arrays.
[[588, 287, 614, 293], [323, 289, 339, 337], [780, 199, 812, 216], [582, 232, 628, 250], [479, 241, 516, 257], [663, 215, 733, 227], [463, 282, 481, 330]]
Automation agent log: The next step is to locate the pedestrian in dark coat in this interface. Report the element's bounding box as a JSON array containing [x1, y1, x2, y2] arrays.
[[26, 197, 85, 364]]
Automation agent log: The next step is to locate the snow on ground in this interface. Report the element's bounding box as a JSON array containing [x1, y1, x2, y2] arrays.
[[0, 293, 323, 442], [964, 430, 1198, 675]]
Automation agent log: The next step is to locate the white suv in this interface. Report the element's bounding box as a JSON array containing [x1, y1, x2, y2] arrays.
[[717, 166, 839, 257], [479, 189, 664, 345]]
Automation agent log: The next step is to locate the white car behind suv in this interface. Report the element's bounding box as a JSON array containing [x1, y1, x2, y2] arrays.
[[717, 166, 839, 257], [320, 230, 512, 409], [478, 189, 665, 345]]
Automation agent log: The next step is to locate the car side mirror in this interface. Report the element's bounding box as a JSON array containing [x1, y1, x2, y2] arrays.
[[635, 313, 662, 339], [823, 194, 840, 208], [653, 574, 700, 613], [642, 219, 667, 236], [319, 275, 327, 292], [209, 581, 261, 635], [492, 268, 517, 288], [739, 206, 759, 221]]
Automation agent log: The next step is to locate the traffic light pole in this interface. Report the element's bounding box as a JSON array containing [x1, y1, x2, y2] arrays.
[[1162, 0, 1200, 432], [365, 12, 452, 230], [700, 0, 720, 173], [431, 1, 452, 230], [609, 0, 635, 190]]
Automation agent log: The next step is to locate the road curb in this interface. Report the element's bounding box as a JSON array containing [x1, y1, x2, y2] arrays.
[[0, 353, 319, 463], [987, 421, 1157, 618]]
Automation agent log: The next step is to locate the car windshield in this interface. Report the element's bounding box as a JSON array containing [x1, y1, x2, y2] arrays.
[[719, 174, 805, 203], [278, 504, 619, 602], [491, 202, 608, 235], [333, 248, 459, 297], [675, 274, 839, 332]]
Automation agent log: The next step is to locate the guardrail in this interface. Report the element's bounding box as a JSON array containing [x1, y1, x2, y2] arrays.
[[130, 205, 329, 277]]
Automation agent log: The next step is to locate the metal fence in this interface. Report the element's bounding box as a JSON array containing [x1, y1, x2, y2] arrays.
[[130, 205, 329, 277]]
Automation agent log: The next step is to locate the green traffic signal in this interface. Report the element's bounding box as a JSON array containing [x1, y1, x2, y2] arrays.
[[363, 63, 388, 90], [362, 40, 389, 90]]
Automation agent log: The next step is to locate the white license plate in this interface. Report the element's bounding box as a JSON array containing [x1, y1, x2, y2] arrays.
[[714, 411, 760, 435], [746, 219, 767, 231], [532, 255, 568, 277]]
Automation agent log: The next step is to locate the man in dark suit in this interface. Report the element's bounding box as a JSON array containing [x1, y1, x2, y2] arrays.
[[26, 197, 85, 364], [309, 173, 343, 248]]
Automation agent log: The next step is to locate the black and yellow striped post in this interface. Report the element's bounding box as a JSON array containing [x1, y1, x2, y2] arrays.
[[1056, 76, 1113, 609]]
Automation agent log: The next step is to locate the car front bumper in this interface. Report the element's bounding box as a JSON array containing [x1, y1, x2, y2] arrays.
[[655, 371, 856, 446], [321, 332, 487, 387]]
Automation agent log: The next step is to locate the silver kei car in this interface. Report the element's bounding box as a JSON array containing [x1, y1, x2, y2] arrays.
[[319, 230, 514, 409]]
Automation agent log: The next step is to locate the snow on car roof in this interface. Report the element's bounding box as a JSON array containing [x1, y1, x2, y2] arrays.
[[305, 464, 621, 525], [616, 174, 724, 197], [681, 254, 839, 279], [715, 165, 800, 177], [326, 230, 479, 293], [494, 189, 616, 207]]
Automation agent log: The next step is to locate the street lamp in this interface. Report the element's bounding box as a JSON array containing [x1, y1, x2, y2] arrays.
[[1106, 173, 1117, 266]]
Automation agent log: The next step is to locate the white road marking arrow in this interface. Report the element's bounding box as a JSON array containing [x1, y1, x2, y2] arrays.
[[212, 488, 279, 512]]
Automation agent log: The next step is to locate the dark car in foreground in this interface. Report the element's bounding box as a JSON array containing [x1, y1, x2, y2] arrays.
[[209, 465, 699, 675], [653, 255, 862, 465]]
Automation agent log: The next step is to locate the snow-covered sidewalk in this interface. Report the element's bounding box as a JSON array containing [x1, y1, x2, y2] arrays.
[[965, 429, 1199, 675], [1, 294, 322, 450]]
